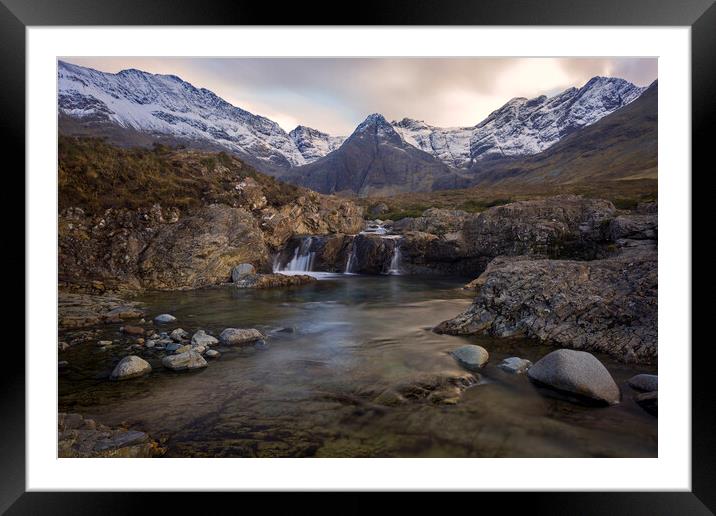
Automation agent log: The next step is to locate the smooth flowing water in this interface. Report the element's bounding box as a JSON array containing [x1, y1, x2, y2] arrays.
[[58, 275, 657, 458]]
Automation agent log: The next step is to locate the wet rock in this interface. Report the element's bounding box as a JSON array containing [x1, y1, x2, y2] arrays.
[[451, 345, 489, 371], [97, 340, 113, 347], [110, 355, 152, 380], [373, 389, 407, 406], [527, 349, 620, 405], [389, 371, 478, 406], [220, 328, 265, 345], [175, 344, 191, 354], [161, 350, 208, 371], [154, 314, 176, 324], [191, 330, 218, 347], [436, 249, 657, 363], [205, 349, 220, 359], [58, 413, 163, 457], [498, 357, 532, 374], [231, 263, 256, 282], [628, 374, 658, 392], [58, 292, 145, 329], [235, 273, 316, 289], [170, 328, 189, 342], [634, 391, 658, 416], [165, 343, 181, 352], [121, 325, 145, 336]]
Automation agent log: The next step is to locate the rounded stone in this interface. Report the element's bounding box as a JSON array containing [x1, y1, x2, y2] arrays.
[[451, 345, 489, 371], [528, 349, 620, 405], [154, 314, 177, 324], [627, 373, 658, 392], [110, 355, 152, 380], [219, 328, 265, 346]]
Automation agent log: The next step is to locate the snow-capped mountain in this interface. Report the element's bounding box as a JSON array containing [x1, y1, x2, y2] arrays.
[[288, 125, 345, 163], [58, 60, 309, 169], [283, 113, 466, 196], [391, 77, 646, 168]]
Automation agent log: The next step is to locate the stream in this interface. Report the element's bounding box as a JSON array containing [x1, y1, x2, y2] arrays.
[[58, 273, 657, 458]]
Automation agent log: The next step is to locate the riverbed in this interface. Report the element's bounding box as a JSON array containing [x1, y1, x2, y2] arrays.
[[58, 274, 657, 457]]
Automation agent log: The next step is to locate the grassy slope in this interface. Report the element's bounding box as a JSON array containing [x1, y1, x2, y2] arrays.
[[58, 136, 304, 215]]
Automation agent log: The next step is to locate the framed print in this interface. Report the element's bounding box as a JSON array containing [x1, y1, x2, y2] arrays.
[[3, 0, 715, 512]]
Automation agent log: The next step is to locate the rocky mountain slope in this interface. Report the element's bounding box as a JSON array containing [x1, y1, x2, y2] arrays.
[[58, 60, 309, 172], [469, 80, 658, 186], [281, 114, 469, 197], [58, 136, 363, 291], [288, 125, 345, 163], [59, 62, 650, 195], [391, 77, 645, 168]]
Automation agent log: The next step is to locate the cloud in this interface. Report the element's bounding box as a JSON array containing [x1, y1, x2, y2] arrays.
[[61, 57, 657, 135]]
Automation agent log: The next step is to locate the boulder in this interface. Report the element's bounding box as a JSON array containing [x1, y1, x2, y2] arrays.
[[627, 374, 658, 392], [220, 328, 265, 345], [110, 355, 152, 380], [161, 351, 208, 371], [231, 263, 257, 282], [169, 328, 189, 342], [451, 345, 489, 371], [191, 330, 219, 347], [154, 314, 176, 324], [498, 357, 532, 374], [527, 349, 620, 405]]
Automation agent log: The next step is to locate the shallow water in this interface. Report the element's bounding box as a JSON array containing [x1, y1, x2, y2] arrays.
[[58, 275, 657, 457]]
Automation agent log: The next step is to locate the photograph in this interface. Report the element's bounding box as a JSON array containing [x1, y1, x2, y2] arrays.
[[56, 56, 659, 459]]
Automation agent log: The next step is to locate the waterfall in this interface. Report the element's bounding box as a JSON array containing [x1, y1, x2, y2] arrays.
[[344, 241, 357, 274], [387, 242, 402, 275], [276, 237, 315, 272]]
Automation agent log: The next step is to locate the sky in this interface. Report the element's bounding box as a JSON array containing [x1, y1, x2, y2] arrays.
[[62, 57, 657, 135]]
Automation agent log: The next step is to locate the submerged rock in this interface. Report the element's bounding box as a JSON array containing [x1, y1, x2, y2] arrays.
[[627, 374, 658, 392], [121, 325, 145, 336], [634, 391, 658, 416], [154, 314, 176, 324], [498, 357, 532, 374], [161, 351, 207, 371], [205, 349, 220, 359], [219, 328, 265, 345], [451, 345, 489, 371], [527, 349, 620, 405], [110, 355, 152, 380], [234, 273, 316, 289]]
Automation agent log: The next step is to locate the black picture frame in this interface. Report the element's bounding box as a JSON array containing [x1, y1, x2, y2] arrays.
[[3, 0, 714, 513]]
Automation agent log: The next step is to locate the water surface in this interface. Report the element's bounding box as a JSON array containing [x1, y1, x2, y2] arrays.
[[58, 275, 657, 457]]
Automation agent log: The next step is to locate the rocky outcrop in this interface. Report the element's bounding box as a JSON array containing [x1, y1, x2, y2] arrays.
[[58, 142, 363, 292], [435, 247, 657, 363], [58, 413, 163, 458], [58, 292, 144, 329], [527, 349, 621, 405]]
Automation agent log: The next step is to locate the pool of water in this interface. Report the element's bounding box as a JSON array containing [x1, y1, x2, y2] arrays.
[[58, 274, 657, 457]]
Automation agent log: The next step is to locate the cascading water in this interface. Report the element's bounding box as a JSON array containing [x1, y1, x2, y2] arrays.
[[387, 242, 402, 275], [344, 240, 357, 274], [275, 237, 315, 273]]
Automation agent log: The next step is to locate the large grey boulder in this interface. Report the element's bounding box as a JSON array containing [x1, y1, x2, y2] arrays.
[[191, 329, 218, 347], [627, 374, 658, 392], [527, 349, 620, 405], [110, 355, 152, 380], [231, 263, 256, 282], [219, 328, 265, 345], [161, 351, 207, 371], [451, 345, 489, 371]]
